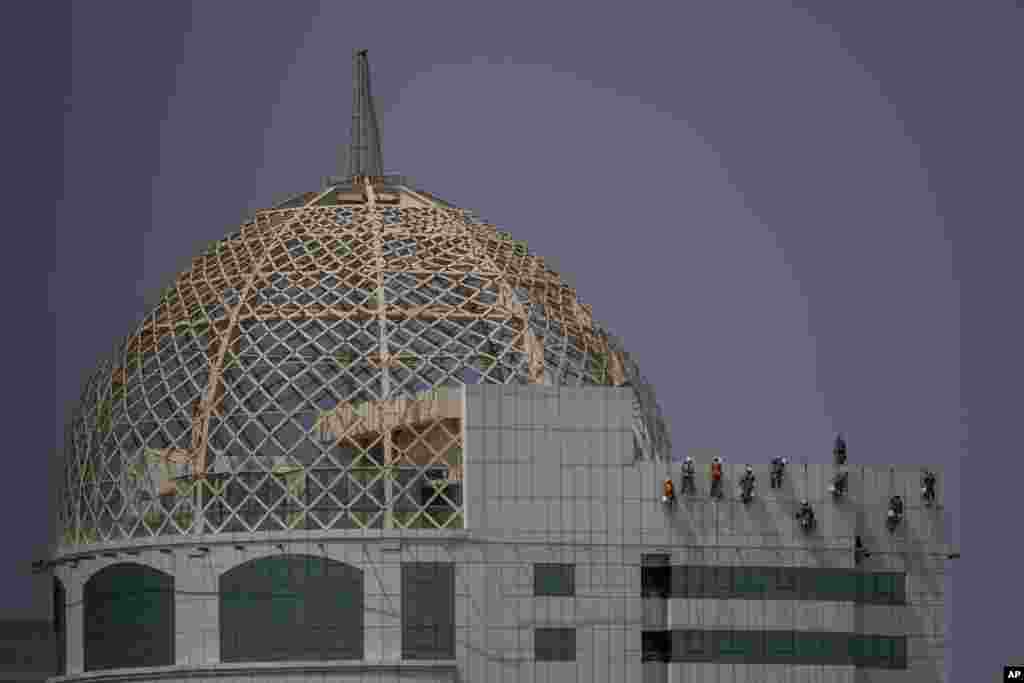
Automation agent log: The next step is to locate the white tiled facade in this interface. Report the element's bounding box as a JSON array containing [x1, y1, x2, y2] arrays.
[[46, 385, 950, 682]]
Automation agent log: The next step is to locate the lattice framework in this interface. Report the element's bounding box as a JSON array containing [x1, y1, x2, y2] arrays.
[[59, 181, 671, 547]]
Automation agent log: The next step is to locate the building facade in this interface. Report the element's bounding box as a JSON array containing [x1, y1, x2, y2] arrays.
[[41, 50, 951, 683]]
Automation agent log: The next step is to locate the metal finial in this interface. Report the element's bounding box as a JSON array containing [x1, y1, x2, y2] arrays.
[[347, 49, 383, 181]]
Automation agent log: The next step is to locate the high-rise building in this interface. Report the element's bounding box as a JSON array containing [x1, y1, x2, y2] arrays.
[[32, 50, 953, 683]]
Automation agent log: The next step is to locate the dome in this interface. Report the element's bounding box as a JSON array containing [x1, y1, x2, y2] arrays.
[[57, 52, 671, 547]]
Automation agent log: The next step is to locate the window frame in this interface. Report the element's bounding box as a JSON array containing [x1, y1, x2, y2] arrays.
[[219, 554, 364, 663], [534, 627, 576, 662], [83, 563, 175, 672], [401, 562, 456, 660], [533, 563, 576, 598]]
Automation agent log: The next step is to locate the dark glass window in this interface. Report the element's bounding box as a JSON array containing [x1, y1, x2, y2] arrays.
[[772, 568, 799, 600], [642, 630, 670, 662], [714, 629, 763, 661], [795, 631, 838, 665], [535, 627, 575, 662], [644, 630, 906, 668], [84, 563, 174, 671], [402, 562, 455, 660], [53, 577, 66, 675], [733, 566, 768, 599], [640, 565, 905, 604], [534, 564, 575, 597], [871, 573, 900, 605], [764, 630, 797, 660], [710, 566, 734, 598], [810, 568, 857, 602], [672, 629, 711, 661], [220, 555, 363, 662], [641, 554, 671, 598]]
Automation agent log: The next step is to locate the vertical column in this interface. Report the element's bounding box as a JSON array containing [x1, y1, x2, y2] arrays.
[[176, 551, 220, 665], [61, 565, 84, 676], [366, 544, 403, 662]]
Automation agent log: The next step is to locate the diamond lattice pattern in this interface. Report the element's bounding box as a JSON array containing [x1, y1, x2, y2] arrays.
[[59, 193, 671, 546]]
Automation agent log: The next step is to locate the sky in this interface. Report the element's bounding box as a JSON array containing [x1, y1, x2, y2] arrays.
[[4, 0, 1022, 679]]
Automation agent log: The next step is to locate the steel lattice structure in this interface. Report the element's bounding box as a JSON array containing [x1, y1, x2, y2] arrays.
[[57, 52, 671, 548]]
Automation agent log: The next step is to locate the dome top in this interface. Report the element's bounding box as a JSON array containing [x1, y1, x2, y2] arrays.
[[58, 51, 670, 546]]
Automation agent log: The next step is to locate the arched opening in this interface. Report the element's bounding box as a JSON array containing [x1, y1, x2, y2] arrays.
[[83, 563, 174, 671], [220, 554, 363, 662], [53, 576, 66, 675]]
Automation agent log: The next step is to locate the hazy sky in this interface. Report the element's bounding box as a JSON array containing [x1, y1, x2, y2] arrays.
[[7, 1, 1022, 679]]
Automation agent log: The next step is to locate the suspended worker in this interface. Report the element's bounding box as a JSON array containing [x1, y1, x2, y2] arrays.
[[662, 478, 676, 505], [887, 495, 904, 525], [711, 456, 723, 498], [797, 499, 815, 530], [833, 432, 848, 466], [921, 469, 937, 505], [740, 465, 756, 503], [770, 456, 787, 488], [855, 535, 872, 563], [681, 456, 696, 494], [828, 470, 848, 498]]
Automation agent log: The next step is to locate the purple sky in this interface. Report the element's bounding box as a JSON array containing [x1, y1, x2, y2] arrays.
[[7, 1, 1022, 679]]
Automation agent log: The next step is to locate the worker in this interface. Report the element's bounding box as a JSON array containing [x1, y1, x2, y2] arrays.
[[681, 456, 696, 494], [833, 433, 847, 466], [711, 456, 723, 498], [662, 478, 675, 504], [770, 456, 787, 488], [828, 470, 848, 498], [921, 470, 936, 505], [855, 535, 872, 562], [740, 465, 756, 502], [887, 495, 904, 524], [796, 499, 815, 530]]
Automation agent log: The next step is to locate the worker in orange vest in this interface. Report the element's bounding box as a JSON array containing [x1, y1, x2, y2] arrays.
[[711, 456, 723, 497], [662, 478, 675, 504]]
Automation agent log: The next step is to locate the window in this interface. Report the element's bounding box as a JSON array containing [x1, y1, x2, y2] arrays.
[[636, 565, 906, 605], [641, 631, 670, 662], [764, 630, 797, 660], [641, 554, 670, 598], [682, 566, 708, 598], [715, 629, 763, 661], [710, 566, 734, 598], [672, 629, 711, 661], [857, 572, 902, 605], [771, 568, 798, 600], [220, 555, 363, 662], [642, 629, 907, 667], [733, 567, 768, 599], [534, 564, 575, 597], [84, 563, 174, 671], [795, 631, 838, 664], [402, 563, 455, 660], [870, 573, 904, 605], [855, 635, 907, 669], [811, 569, 857, 602], [535, 627, 575, 662]]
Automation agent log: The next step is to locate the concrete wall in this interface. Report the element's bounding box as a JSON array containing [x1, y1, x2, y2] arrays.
[[45, 385, 951, 683]]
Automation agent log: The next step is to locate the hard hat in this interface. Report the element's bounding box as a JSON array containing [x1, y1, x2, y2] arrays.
[[801, 499, 808, 505], [781, 457, 788, 465], [746, 465, 753, 472]]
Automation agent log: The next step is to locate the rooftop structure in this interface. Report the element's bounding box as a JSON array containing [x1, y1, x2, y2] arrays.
[[39, 50, 952, 683]]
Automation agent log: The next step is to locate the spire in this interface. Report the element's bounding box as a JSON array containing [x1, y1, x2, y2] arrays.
[[347, 49, 384, 181]]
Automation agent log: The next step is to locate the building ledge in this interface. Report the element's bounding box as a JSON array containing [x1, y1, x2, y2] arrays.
[[50, 659, 458, 682]]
